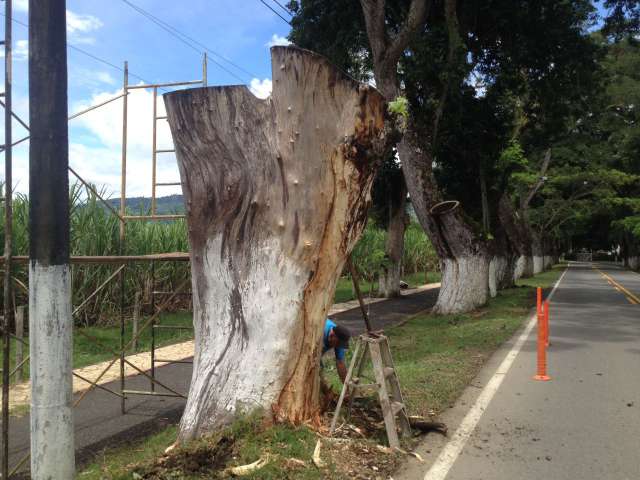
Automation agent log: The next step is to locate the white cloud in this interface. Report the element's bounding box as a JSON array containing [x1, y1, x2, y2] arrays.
[[0, 40, 28, 61], [70, 67, 117, 90], [67, 10, 103, 35], [14, 0, 28, 12], [67, 85, 182, 197], [249, 78, 272, 99], [266, 34, 291, 48]]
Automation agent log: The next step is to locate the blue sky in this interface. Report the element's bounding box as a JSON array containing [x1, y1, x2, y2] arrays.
[[1, 0, 614, 197], [3, 0, 292, 196]]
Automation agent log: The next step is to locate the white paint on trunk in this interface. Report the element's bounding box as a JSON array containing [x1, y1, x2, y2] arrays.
[[543, 255, 554, 270], [533, 255, 544, 275], [488, 257, 497, 298], [488, 256, 508, 298], [513, 255, 526, 281], [628, 256, 639, 271], [180, 235, 308, 439], [29, 263, 75, 479], [433, 255, 489, 314]]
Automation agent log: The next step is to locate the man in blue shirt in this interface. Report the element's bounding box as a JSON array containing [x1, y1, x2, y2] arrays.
[[322, 318, 351, 383]]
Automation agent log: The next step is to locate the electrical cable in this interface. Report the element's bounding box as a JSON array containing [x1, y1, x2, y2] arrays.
[[119, 0, 253, 83], [258, 0, 292, 25], [270, 0, 293, 17], [0, 12, 162, 88]]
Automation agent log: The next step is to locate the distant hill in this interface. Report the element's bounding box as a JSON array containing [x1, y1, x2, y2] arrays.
[[107, 194, 185, 215]]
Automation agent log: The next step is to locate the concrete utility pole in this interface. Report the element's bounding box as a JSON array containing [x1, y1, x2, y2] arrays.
[[28, 1, 75, 478]]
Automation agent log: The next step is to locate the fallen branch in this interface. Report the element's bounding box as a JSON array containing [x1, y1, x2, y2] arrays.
[[227, 455, 271, 477], [312, 439, 326, 468]]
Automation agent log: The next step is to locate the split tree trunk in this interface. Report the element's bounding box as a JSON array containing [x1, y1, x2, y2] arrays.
[[164, 46, 392, 441], [379, 179, 408, 298]]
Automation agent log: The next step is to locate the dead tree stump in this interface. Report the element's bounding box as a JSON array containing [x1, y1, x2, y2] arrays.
[[164, 46, 393, 440]]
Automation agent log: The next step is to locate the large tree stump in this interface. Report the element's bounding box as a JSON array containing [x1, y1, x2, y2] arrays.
[[164, 46, 392, 440]]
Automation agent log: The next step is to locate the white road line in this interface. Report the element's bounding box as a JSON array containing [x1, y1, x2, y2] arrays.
[[423, 266, 570, 480]]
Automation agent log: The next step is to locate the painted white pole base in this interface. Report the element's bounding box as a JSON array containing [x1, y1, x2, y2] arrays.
[[29, 264, 75, 479]]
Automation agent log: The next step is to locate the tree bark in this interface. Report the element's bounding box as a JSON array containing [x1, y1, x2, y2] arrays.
[[531, 230, 544, 274], [398, 132, 489, 313], [498, 194, 533, 281], [379, 178, 408, 298], [488, 223, 516, 297], [361, 0, 490, 314], [164, 46, 392, 440]]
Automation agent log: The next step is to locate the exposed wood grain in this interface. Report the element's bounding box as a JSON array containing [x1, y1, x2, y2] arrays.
[[164, 46, 393, 439]]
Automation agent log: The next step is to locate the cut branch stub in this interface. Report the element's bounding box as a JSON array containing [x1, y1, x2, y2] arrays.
[[164, 46, 391, 440]]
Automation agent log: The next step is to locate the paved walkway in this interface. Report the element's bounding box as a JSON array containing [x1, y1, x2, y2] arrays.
[[6, 283, 438, 410], [399, 262, 640, 480], [7, 283, 440, 474]]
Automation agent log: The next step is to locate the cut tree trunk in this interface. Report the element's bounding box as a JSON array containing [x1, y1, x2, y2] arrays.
[[164, 46, 392, 441], [379, 179, 408, 298]]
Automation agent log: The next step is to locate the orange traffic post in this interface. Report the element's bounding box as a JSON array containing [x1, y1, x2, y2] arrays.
[[534, 302, 551, 381], [544, 300, 550, 347], [537, 287, 542, 318]]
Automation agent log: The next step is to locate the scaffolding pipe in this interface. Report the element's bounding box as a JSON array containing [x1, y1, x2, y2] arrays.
[[119, 61, 128, 415], [151, 86, 158, 215], [0, 253, 190, 264], [1, 0, 12, 477], [28, 0, 76, 477], [0, 92, 127, 153]]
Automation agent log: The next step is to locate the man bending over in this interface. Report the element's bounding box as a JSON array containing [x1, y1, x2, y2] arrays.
[[322, 318, 351, 383]]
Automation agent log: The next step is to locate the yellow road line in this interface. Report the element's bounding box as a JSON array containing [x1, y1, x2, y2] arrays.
[[593, 266, 640, 305]]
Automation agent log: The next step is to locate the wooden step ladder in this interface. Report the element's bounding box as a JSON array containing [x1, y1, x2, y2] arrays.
[[329, 331, 411, 448]]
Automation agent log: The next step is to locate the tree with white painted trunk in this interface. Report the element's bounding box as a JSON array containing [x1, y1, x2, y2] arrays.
[[375, 165, 409, 298], [164, 46, 393, 440], [359, 0, 490, 314]]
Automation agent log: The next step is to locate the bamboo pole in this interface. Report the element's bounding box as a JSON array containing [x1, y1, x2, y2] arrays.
[[119, 62, 128, 415], [151, 86, 158, 216], [15, 306, 24, 382], [1, 0, 12, 476], [0, 253, 191, 264]]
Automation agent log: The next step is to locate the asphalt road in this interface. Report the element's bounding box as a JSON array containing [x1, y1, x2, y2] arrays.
[[7, 286, 438, 476], [401, 262, 640, 480]]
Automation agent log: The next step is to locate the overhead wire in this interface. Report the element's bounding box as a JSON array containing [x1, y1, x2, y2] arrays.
[[0, 12, 163, 88], [270, 0, 294, 17], [258, 0, 292, 25], [119, 0, 253, 83]]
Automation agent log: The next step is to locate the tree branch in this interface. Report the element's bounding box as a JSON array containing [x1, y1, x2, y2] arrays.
[[360, 0, 431, 92], [432, 0, 460, 146], [360, 0, 388, 67], [521, 148, 552, 211], [385, 0, 431, 66]]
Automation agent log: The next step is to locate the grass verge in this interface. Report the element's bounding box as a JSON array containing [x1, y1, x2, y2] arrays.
[[81, 265, 564, 479], [333, 271, 440, 303]]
